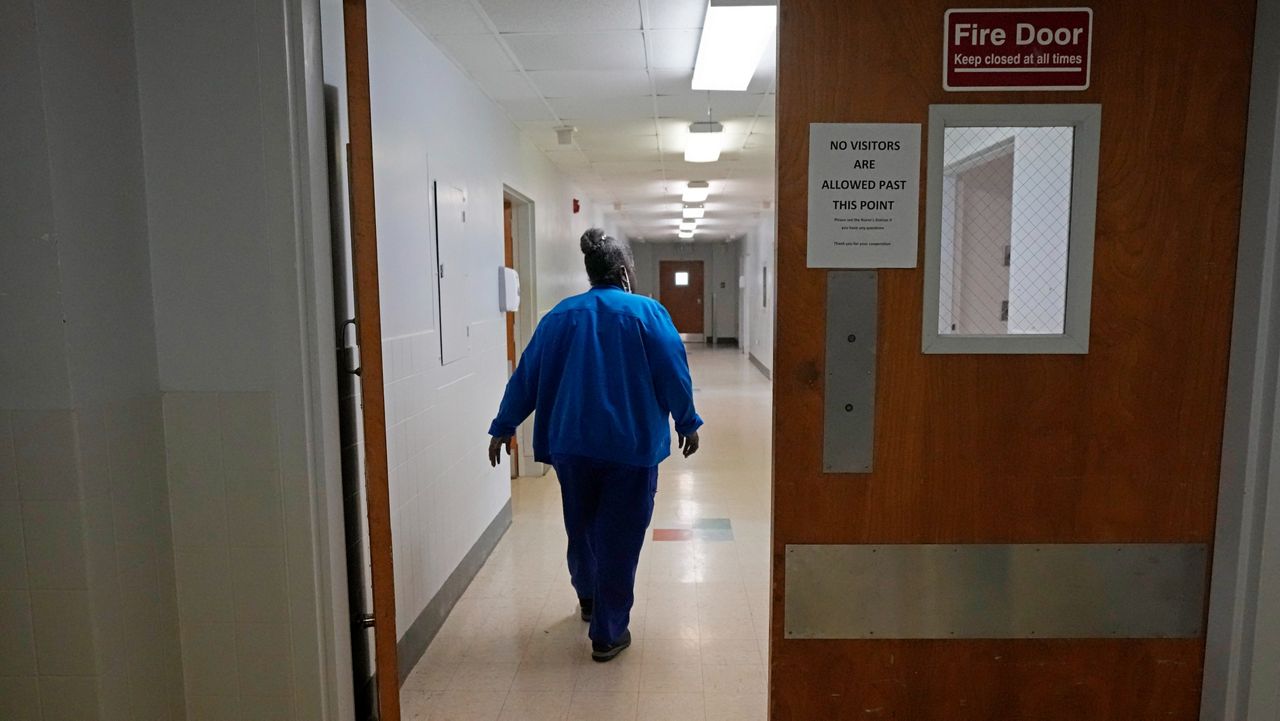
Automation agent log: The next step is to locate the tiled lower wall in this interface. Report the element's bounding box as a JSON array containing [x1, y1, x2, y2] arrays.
[[162, 392, 296, 720], [0, 400, 185, 720], [382, 318, 513, 636]]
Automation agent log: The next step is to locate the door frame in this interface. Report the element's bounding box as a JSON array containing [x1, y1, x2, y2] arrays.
[[337, 1, 401, 718], [502, 185, 545, 478], [1201, 0, 1280, 717]]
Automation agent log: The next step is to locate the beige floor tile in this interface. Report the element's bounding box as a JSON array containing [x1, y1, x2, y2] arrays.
[[699, 637, 763, 665], [638, 692, 707, 721], [499, 691, 572, 721], [701, 663, 765, 695], [410, 690, 507, 721], [446, 661, 519, 692], [403, 658, 458, 693], [575, 655, 643, 693], [639, 662, 703, 693], [704, 692, 767, 721], [565, 691, 639, 721], [510, 659, 580, 692], [642, 637, 702, 665]]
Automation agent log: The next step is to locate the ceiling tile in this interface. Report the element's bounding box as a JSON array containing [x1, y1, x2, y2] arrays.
[[591, 161, 667, 175], [396, 0, 491, 35], [647, 29, 700, 69], [476, 0, 641, 33], [648, 0, 707, 29], [548, 95, 656, 121], [572, 118, 659, 137], [504, 32, 647, 70], [472, 71, 541, 100], [650, 68, 694, 95], [527, 70, 652, 98], [576, 134, 659, 152], [656, 91, 767, 119], [499, 98, 557, 122], [541, 149, 591, 166], [432, 34, 517, 73]]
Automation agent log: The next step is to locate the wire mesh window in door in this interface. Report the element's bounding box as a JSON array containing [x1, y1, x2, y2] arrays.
[[938, 126, 1074, 336]]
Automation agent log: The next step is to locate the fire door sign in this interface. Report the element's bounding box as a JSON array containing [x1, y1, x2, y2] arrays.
[[944, 8, 1093, 91]]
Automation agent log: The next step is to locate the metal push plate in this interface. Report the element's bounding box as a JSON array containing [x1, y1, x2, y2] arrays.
[[823, 271, 877, 473], [785, 543, 1208, 639]]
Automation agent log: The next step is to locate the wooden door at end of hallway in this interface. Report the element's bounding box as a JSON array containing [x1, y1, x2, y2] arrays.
[[503, 200, 518, 478], [659, 260, 705, 335]]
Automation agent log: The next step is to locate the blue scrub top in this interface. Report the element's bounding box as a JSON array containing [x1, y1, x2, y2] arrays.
[[488, 286, 703, 468]]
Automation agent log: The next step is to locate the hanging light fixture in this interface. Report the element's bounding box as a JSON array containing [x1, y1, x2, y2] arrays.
[[555, 125, 577, 145], [682, 180, 710, 203], [685, 121, 724, 162]]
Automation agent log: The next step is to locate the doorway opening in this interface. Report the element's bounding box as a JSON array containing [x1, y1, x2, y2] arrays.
[[503, 186, 542, 481]]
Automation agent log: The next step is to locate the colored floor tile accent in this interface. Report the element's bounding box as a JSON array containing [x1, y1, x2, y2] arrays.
[[653, 528, 694, 541], [694, 528, 735, 541], [693, 518, 732, 530]]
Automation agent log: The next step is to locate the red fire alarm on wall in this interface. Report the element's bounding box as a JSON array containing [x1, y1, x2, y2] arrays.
[[572, 198, 580, 214]]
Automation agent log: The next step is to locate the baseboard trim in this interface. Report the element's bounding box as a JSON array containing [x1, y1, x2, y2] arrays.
[[749, 352, 772, 380], [396, 499, 513, 683]]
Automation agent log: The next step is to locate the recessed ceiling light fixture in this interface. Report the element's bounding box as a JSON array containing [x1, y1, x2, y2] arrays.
[[682, 205, 706, 219], [678, 230, 695, 240], [679, 221, 697, 232], [682, 180, 710, 203], [691, 0, 777, 91], [684, 121, 724, 163]]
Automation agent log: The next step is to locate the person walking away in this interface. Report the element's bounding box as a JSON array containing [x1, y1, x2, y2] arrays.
[[487, 228, 702, 662]]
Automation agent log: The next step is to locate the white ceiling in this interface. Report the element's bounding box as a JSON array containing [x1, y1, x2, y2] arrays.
[[394, 0, 776, 242]]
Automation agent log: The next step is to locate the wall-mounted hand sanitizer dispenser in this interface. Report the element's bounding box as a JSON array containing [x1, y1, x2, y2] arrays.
[[499, 266, 520, 312]]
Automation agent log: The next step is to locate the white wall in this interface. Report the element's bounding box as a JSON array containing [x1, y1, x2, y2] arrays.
[[740, 212, 777, 375], [1, 1, 185, 718], [134, 0, 349, 718], [324, 0, 604, 640]]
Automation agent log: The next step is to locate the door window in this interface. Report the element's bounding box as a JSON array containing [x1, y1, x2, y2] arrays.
[[923, 105, 1100, 354]]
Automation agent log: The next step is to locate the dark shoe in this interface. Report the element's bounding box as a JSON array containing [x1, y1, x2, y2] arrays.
[[591, 630, 631, 663], [579, 598, 593, 623]]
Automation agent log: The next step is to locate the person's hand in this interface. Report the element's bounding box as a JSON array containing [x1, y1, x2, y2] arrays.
[[488, 435, 513, 467], [678, 431, 700, 458]]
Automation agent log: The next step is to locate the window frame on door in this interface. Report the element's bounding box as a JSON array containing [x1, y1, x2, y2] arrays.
[[921, 103, 1102, 354]]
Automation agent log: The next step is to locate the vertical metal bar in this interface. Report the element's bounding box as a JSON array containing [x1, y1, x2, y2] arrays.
[[822, 271, 878, 473], [340, 1, 400, 718]]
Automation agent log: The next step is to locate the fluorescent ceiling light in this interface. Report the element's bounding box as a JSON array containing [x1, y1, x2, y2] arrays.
[[678, 230, 695, 240], [679, 221, 697, 232], [682, 181, 710, 203], [682, 205, 706, 219], [692, 2, 777, 91], [684, 121, 723, 163]]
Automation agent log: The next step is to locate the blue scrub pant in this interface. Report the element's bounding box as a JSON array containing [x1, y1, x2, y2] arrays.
[[551, 454, 658, 645]]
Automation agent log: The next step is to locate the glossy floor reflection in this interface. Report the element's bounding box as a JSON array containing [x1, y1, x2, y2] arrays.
[[402, 347, 772, 721]]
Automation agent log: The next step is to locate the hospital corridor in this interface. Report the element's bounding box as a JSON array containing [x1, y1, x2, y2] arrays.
[[401, 349, 771, 720], [4, 0, 1280, 720]]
